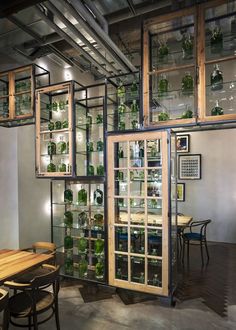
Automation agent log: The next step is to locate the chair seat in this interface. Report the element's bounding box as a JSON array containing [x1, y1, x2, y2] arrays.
[[14, 267, 50, 283], [9, 290, 54, 317], [183, 232, 205, 241]]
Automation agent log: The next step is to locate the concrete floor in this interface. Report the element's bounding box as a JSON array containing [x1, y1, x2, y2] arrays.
[[3, 282, 236, 330]]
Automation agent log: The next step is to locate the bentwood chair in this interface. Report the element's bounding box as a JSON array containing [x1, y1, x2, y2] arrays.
[[182, 219, 212, 265], [4, 264, 60, 330], [0, 288, 9, 330]]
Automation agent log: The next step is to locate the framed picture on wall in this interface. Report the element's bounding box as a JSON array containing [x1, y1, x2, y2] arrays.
[[176, 134, 190, 153], [177, 183, 185, 202], [178, 154, 201, 180]]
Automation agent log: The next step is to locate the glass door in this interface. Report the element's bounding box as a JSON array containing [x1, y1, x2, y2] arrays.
[[107, 131, 170, 296]]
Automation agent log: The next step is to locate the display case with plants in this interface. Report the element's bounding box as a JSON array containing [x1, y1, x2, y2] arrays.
[[52, 180, 106, 282], [0, 64, 50, 127]]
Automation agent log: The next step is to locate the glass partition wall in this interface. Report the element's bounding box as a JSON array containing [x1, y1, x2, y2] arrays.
[[107, 130, 176, 297]]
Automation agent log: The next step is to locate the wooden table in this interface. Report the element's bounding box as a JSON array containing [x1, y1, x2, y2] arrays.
[[0, 249, 53, 284], [177, 215, 192, 227]]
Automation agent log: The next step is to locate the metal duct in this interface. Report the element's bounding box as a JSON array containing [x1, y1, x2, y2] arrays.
[[34, 4, 111, 76], [67, 0, 137, 72], [45, 1, 119, 74]]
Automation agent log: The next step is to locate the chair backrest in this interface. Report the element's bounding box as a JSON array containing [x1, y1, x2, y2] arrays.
[[190, 219, 211, 238], [31, 264, 60, 291], [32, 242, 56, 254], [0, 288, 9, 313]]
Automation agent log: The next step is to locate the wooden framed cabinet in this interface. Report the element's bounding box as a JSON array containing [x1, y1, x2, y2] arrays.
[[107, 130, 177, 297], [143, 0, 236, 127], [0, 64, 49, 127]]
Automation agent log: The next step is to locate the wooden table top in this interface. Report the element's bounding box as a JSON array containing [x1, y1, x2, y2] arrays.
[[0, 249, 53, 283]]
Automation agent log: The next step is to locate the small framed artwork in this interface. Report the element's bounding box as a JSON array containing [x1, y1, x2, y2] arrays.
[[177, 183, 185, 202], [176, 135, 190, 153], [178, 154, 201, 180]]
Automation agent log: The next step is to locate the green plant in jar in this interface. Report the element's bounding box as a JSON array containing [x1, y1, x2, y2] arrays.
[[78, 254, 88, 277], [94, 213, 103, 226], [131, 99, 138, 113], [78, 186, 87, 206], [158, 112, 169, 121], [57, 137, 67, 154], [48, 140, 56, 155], [131, 120, 138, 129], [64, 251, 73, 275], [59, 100, 65, 111], [211, 64, 223, 91], [96, 113, 103, 124], [130, 80, 138, 97], [182, 33, 193, 59], [47, 162, 56, 172], [158, 74, 169, 96], [181, 106, 193, 119], [95, 233, 104, 256], [88, 164, 94, 176], [64, 229, 73, 250], [78, 211, 87, 228], [158, 41, 169, 62], [95, 257, 104, 279], [210, 26, 223, 54], [118, 120, 125, 131], [58, 161, 67, 172], [64, 211, 73, 228], [94, 186, 103, 205], [117, 81, 126, 99], [181, 72, 194, 95], [118, 102, 126, 114], [48, 121, 54, 131], [55, 121, 61, 130], [97, 139, 104, 152], [87, 141, 94, 152], [64, 189, 73, 204], [78, 232, 87, 254], [62, 120, 68, 129], [97, 164, 104, 176], [211, 100, 223, 116], [52, 101, 58, 112], [46, 103, 52, 112]]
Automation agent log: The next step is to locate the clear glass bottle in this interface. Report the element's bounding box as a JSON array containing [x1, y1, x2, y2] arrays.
[[182, 72, 194, 95], [88, 164, 95, 176], [211, 64, 223, 91], [97, 164, 104, 176], [131, 80, 138, 97], [94, 186, 103, 205], [57, 136, 67, 154], [211, 100, 223, 116], [48, 140, 56, 155], [158, 74, 168, 95], [97, 139, 104, 152], [64, 189, 73, 204], [58, 159, 67, 172], [78, 185, 87, 206], [78, 232, 87, 254], [95, 233, 104, 256], [139, 272, 145, 284], [95, 257, 104, 279], [55, 121, 61, 130], [64, 211, 73, 228], [78, 254, 88, 277], [78, 211, 88, 228], [47, 162, 56, 172]]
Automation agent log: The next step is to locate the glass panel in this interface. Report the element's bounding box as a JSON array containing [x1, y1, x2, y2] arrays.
[[114, 170, 128, 196], [115, 254, 128, 280], [115, 226, 128, 252], [0, 75, 9, 97], [205, 60, 236, 116], [114, 142, 128, 168], [130, 169, 145, 197], [150, 14, 195, 70], [14, 69, 32, 116], [106, 72, 140, 132], [131, 256, 145, 283], [147, 140, 162, 166], [129, 140, 145, 167], [114, 198, 128, 224], [35, 65, 50, 88], [130, 198, 145, 225], [147, 228, 162, 256], [76, 102, 87, 176], [0, 96, 9, 119], [205, 1, 236, 61], [147, 198, 162, 227], [39, 86, 71, 175], [147, 259, 162, 287], [150, 67, 195, 123], [130, 227, 145, 254]]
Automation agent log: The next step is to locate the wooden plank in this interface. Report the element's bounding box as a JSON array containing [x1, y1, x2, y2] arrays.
[[143, 25, 150, 127], [8, 71, 15, 120], [35, 82, 71, 94], [149, 118, 196, 127], [148, 64, 195, 76]]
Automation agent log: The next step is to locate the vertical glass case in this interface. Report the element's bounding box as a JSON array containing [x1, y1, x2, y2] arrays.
[[143, 9, 196, 127], [52, 180, 106, 282], [106, 72, 141, 132], [0, 64, 50, 126], [107, 130, 176, 296]]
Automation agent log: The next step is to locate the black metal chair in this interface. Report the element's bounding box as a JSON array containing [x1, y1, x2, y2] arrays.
[[0, 288, 9, 330], [182, 219, 212, 265], [4, 264, 60, 330]]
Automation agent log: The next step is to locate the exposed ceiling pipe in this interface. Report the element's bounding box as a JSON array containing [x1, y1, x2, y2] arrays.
[[107, 0, 172, 25], [7, 15, 77, 69], [23, 33, 63, 48], [56, 0, 128, 73], [83, 0, 108, 33], [34, 4, 110, 76], [126, 0, 136, 16], [45, 1, 119, 74], [67, 0, 137, 72]]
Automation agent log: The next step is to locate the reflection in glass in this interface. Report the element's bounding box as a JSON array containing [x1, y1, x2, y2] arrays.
[[131, 256, 145, 283], [114, 198, 128, 224], [148, 229, 162, 257], [130, 227, 145, 254], [115, 226, 128, 252], [115, 254, 128, 280], [148, 259, 162, 287]]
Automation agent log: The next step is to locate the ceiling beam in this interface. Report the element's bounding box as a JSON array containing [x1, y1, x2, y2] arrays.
[[126, 0, 136, 16], [0, 0, 44, 18]]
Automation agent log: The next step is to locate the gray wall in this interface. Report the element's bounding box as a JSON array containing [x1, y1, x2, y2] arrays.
[[178, 129, 236, 244]]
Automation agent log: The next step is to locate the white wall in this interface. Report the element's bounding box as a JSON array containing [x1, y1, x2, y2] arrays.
[[178, 129, 236, 244], [0, 127, 19, 249]]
